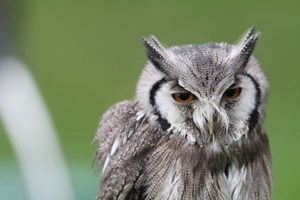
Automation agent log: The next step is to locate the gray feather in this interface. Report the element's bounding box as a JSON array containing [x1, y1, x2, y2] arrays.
[[94, 27, 272, 200]]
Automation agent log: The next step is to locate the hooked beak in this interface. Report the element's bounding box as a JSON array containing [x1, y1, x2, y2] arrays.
[[193, 100, 229, 136], [208, 121, 214, 135]]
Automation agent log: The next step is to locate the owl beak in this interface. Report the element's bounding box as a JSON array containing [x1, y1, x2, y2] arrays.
[[208, 121, 214, 135], [193, 100, 229, 136], [193, 102, 215, 135]]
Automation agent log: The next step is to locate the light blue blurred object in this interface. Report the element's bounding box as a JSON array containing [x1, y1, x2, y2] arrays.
[[0, 56, 76, 200]]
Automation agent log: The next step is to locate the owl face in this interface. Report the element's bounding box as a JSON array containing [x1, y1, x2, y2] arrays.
[[136, 28, 268, 146]]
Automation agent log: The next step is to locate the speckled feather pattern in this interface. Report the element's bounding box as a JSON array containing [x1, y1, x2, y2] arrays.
[[94, 28, 272, 200], [94, 101, 271, 200]]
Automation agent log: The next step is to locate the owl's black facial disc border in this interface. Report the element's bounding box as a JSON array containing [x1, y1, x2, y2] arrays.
[[241, 73, 261, 133], [149, 77, 172, 131]]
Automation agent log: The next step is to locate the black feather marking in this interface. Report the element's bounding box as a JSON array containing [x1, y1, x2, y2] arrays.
[[224, 163, 230, 177], [238, 28, 260, 67], [156, 114, 171, 131], [242, 73, 261, 133], [242, 27, 256, 42], [149, 78, 167, 107], [149, 78, 171, 131], [241, 35, 259, 67], [141, 37, 165, 73]]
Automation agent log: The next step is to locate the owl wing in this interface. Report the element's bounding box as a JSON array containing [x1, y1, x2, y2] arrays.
[[94, 100, 161, 200]]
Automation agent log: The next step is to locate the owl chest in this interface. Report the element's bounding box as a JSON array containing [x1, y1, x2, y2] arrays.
[[144, 145, 249, 200]]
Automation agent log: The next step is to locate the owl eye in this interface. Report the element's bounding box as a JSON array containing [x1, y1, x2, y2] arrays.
[[223, 87, 242, 99], [172, 92, 195, 103]]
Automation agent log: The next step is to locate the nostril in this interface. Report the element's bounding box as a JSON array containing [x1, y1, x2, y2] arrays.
[[224, 163, 230, 177]]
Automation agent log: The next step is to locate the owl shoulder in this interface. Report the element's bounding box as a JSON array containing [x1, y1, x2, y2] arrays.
[[93, 100, 140, 165]]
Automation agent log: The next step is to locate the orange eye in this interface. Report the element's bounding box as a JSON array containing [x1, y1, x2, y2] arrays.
[[223, 87, 242, 99], [172, 92, 195, 103]]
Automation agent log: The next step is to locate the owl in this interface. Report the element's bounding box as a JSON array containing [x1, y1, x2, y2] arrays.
[[94, 27, 272, 200]]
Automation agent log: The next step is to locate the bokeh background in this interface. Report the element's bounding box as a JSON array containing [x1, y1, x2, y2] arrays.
[[0, 1, 299, 199]]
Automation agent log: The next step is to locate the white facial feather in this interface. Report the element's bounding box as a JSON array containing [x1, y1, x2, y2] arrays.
[[234, 76, 256, 121], [136, 63, 164, 112], [193, 100, 230, 136], [155, 84, 186, 125]]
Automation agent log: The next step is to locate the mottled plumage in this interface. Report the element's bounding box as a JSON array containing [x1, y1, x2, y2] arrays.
[[94, 27, 272, 200]]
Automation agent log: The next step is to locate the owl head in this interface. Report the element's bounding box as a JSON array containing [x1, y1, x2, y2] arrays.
[[136, 28, 268, 147]]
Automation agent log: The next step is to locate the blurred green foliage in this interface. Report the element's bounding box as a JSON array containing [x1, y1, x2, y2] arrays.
[[0, 0, 300, 199]]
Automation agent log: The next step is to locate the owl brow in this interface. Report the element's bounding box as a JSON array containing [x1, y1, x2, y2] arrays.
[[169, 81, 185, 91], [228, 77, 242, 88]]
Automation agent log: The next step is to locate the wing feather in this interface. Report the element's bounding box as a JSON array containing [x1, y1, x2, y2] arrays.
[[94, 100, 161, 200]]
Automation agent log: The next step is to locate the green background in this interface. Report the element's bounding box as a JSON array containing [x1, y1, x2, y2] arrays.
[[1, 1, 299, 199]]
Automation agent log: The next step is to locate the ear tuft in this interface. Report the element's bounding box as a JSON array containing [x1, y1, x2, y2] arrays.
[[141, 36, 180, 79], [141, 36, 166, 71], [235, 27, 260, 67]]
